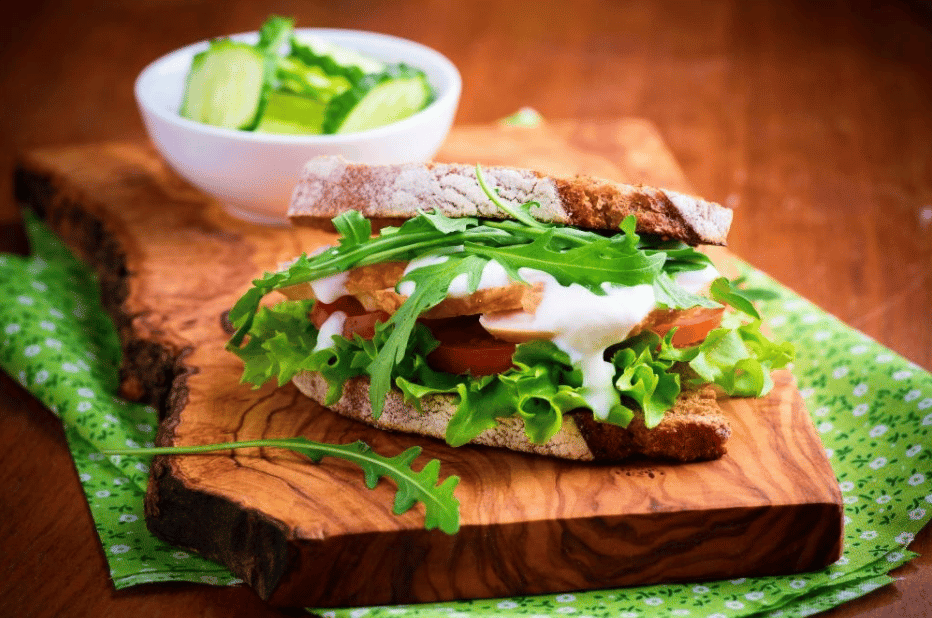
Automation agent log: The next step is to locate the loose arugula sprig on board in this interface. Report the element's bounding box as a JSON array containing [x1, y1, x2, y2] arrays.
[[104, 439, 461, 534]]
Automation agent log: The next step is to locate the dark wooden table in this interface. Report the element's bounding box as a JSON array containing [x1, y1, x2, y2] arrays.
[[1, 1, 929, 616]]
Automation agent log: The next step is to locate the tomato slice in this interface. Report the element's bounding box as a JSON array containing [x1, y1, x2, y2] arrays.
[[421, 315, 517, 376], [343, 311, 391, 340], [310, 296, 388, 340], [649, 307, 725, 348]]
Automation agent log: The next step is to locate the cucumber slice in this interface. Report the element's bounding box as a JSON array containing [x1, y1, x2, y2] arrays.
[[276, 57, 351, 101], [325, 66, 434, 134], [180, 39, 266, 130], [289, 36, 385, 81], [254, 91, 326, 135]]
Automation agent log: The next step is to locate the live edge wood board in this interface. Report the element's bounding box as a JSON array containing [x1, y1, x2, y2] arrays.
[[13, 120, 843, 608]]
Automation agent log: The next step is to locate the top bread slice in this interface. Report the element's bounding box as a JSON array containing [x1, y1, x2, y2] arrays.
[[288, 156, 733, 246]]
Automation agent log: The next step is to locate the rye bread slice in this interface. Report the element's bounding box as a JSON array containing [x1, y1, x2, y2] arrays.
[[288, 156, 733, 246], [291, 371, 731, 462]]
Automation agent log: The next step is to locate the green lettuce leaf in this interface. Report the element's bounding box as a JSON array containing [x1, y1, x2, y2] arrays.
[[661, 317, 794, 397], [443, 380, 513, 447], [230, 299, 316, 386], [611, 332, 681, 428], [710, 276, 762, 319], [395, 340, 590, 446], [504, 341, 588, 443]]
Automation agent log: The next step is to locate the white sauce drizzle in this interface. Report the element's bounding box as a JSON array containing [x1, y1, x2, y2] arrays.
[[673, 264, 720, 294], [396, 248, 512, 298], [447, 259, 510, 297], [396, 253, 451, 296], [313, 311, 347, 352], [480, 269, 656, 419], [309, 271, 350, 303]]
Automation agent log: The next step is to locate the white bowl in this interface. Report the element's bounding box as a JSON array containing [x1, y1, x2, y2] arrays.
[[135, 28, 461, 225]]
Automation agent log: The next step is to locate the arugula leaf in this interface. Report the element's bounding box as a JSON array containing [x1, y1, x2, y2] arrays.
[[332, 209, 372, 246], [729, 275, 781, 301], [653, 271, 723, 310], [225, 214, 501, 358], [225, 219, 479, 348], [226, 203, 711, 357], [640, 238, 714, 273], [465, 227, 663, 292], [104, 439, 460, 534], [475, 164, 545, 229], [418, 209, 480, 234]]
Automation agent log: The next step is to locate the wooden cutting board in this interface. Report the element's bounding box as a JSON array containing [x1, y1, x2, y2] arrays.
[[14, 119, 843, 609]]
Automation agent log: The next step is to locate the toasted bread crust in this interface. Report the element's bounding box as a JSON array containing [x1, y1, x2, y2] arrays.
[[572, 387, 730, 461], [288, 156, 732, 246], [291, 371, 730, 462]]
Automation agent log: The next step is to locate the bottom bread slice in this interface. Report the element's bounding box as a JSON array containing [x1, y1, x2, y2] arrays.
[[292, 372, 732, 462]]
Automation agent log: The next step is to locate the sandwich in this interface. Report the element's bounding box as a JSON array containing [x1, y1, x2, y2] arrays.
[[226, 156, 794, 462]]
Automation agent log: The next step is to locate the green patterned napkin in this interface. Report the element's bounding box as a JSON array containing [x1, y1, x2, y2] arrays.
[[1, 211, 930, 617], [0, 212, 239, 588]]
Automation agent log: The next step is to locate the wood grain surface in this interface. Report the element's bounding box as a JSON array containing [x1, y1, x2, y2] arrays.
[[13, 124, 843, 607], [1, 1, 930, 617]]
